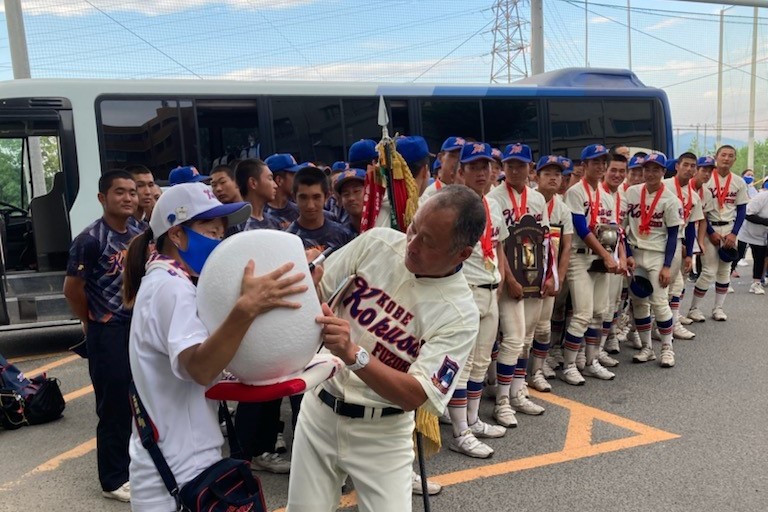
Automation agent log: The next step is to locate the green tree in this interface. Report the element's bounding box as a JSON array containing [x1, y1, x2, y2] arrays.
[[0, 139, 23, 208], [735, 138, 768, 181]]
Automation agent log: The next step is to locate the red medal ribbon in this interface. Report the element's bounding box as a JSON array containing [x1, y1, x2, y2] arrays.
[[639, 183, 665, 236], [602, 182, 620, 223], [506, 183, 527, 222], [713, 172, 732, 210], [582, 178, 600, 230], [435, 178, 442, 191], [674, 177, 693, 222], [481, 196, 495, 264], [547, 196, 555, 220]]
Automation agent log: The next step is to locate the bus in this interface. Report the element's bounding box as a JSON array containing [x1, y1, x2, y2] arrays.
[[0, 67, 672, 329]]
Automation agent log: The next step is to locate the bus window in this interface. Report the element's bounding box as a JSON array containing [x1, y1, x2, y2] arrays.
[[196, 99, 260, 171], [482, 99, 540, 157], [0, 138, 25, 211], [603, 100, 654, 152], [99, 99, 184, 179], [421, 100, 482, 153], [271, 97, 343, 165], [343, 98, 380, 148], [549, 100, 605, 159], [389, 99, 410, 138]]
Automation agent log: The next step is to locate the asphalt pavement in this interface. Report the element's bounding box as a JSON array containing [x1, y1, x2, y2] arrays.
[[1, 271, 767, 512]]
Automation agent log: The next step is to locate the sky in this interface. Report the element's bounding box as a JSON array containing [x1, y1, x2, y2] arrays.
[[0, 0, 765, 148]]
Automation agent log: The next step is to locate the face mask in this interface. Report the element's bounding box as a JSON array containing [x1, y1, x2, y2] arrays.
[[744, 176, 754, 185], [178, 226, 221, 274]]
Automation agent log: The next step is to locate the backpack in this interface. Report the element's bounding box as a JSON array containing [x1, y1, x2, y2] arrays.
[[0, 352, 65, 429]]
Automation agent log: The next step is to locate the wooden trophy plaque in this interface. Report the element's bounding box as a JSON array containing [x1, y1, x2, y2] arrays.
[[505, 214, 547, 298]]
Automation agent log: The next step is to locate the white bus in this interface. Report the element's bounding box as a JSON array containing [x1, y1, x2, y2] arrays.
[[0, 67, 673, 329]]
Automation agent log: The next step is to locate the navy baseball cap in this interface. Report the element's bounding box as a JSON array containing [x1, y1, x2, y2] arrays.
[[560, 157, 574, 176], [536, 155, 566, 172], [460, 142, 494, 164], [697, 156, 716, 168], [333, 168, 366, 193], [581, 144, 609, 161], [441, 136, 466, 152], [265, 153, 302, 173], [643, 152, 668, 168], [396, 136, 430, 165], [348, 139, 378, 163], [665, 158, 678, 174], [331, 161, 348, 172], [501, 143, 533, 163], [169, 166, 209, 186], [628, 155, 645, 170]]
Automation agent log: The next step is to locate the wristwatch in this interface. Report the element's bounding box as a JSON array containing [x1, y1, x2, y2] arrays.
[[346, 346, 370, 372]]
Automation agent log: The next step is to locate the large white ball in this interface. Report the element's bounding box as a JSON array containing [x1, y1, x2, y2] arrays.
[[196, 230, 323, 385]]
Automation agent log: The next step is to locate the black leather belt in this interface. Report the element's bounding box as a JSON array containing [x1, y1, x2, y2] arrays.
[[318, 388, 403, 419], [476, 283, 500, 290], [710, 221, 730, 226]]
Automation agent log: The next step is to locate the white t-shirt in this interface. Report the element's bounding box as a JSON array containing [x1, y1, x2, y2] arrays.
[[317, 228, 479, 416], [564, 179, 618, 250], [462, 197, 509, 286], [738, 191, 768, 246], [128, 269, 223, 512], [706, 171, 749, 223], [621, 183, 683, 253]]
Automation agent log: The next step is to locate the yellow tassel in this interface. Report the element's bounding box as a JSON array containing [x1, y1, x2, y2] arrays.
[[376, 140, 420, 230], [413, 406, 441, 458]]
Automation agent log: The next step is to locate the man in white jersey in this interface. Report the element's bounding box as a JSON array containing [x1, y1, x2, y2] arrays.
[[663, 152, 704, 340], [419, 136, 464, 205], [487, 143, 552, 419], [561, 144, 622, 385], [446, 142, 508, 459], [527, 156, 573, 392], [287, 186, 485, 512], [621, 153, 683, 367], [686, 146, 749, 322]]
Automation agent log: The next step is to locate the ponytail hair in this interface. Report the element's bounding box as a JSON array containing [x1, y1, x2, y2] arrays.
[[122, 228, 154, 309]]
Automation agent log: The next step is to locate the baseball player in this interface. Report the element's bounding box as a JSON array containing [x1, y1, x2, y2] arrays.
[[446, 142, 508, 459], [287, 186, 485, 512], [663, 152, 704, 340], [419, 136, 465, 205], [527, 156, 573, 392], [487, 143, 552, 419], [561, 144, 623, 385], [686, 146, 748, 322], [621, 153, 683, 367]]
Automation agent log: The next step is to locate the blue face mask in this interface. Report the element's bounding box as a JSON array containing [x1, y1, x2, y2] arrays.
[[178, 226, 221, 274], [744, 176, 754, 185]]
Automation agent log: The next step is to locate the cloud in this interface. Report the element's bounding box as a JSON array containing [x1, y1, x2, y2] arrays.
[[590, 16, 611, 24], [646, 18, 683, 31], [0, 0, 315, 17], [635, 60, 711, 78]]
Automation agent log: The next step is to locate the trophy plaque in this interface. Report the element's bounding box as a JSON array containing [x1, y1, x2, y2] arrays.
[[505, 214, 547, 298]]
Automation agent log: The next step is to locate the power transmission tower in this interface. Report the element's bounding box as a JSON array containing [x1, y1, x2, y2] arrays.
[[490, 0, 530, 83]]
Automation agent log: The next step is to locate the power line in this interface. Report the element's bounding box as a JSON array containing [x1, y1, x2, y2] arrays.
[[413, 18, 495, 81], [661, 55, 768, 88]]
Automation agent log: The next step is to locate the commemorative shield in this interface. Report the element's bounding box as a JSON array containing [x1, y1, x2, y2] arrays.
[[505, 214, 547, 298]]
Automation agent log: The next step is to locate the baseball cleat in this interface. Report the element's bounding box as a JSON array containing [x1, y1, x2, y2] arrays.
[[493, 396, 518, 428], [541, 359, 557, 379], [673, 323, 695, 340], [711, 307, 727, 321], [449, 430, 494, 458], [659, 345, 676, 368], [583, 359, 615, 380], [604, 336, 620, 354], [469, 418, 507, 438], [632, 347, 657, 363], [686, 308, 706, 323], [510, 388, 545, 415], [412, 472, 442, 496], [625, 330, 642, 349], [530, 369, 552, 392], [598, 350, 619, 367], [679, 315, 693, 325], [558, 363, 585, 386]]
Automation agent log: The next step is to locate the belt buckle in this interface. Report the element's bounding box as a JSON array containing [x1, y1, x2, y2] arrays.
[[333, 397, 342, 414]]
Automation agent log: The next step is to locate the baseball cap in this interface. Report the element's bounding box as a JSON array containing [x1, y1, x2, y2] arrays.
[[440, 136, 466, 152], [150, 182, 251, 240], [643, 152, 668, 168], [536, 155, 566, 172], [331, 161, 349, 172], [560, 157, 574, 176], [581, 144, 609, 161], [348, 139, 378, 163], [628, 155, 645, 169], [169, 166, 209, 186], [432, 159, 441, 172], [396, 136, 430, 165], [501, 143, 533, 163], [460, 142, 494, 163], [265, 153, 302, 173], [334, 168, 367, 193], [665, 158, 678, 174], [491, 147, 503, 162], [697, 156, 716, 168]]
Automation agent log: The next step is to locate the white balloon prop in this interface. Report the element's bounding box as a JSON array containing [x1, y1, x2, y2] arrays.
[[196, 230, 323, 385]]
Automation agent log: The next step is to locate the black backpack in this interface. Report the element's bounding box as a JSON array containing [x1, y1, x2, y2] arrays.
[[0, 352, 65, 429]]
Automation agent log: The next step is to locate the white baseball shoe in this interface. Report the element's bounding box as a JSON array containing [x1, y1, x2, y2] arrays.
[[510, 388, 545, 415], [750, 282, 765, 295], [598, 350, 619, 367], [679, 315, 693, 325], [530, 369, 552, 392], [541, 359, 557, 379], [102, 482, 130, 503], [604, 336, 620, 354], [449, 430, 494, 458], [548, 346, 564, 369], [469, 418, 507, 438], [412, 472, 442, 496], [558, 363, 585, 386], [712, 307, 728, 321], [583, 359, 616, 380], [686, 308, 706, 323], [673, 323, 695, 340], [659, 345, 676, 368], [493, 396, 518, 428], [632, 347, 657, 363], [727, 285, 735, 294], [625, 330, 643, 349]]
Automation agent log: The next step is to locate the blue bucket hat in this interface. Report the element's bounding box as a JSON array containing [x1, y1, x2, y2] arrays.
[[501, 143, 533, 163]]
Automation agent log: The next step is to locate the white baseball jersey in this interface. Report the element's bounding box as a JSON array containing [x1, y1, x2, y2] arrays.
[[621, 183, 683, 252], [318, 228, 479, 416], [705, 171, 749, 223], [564, 179, 618, 250], [418, 179, 443, 207], [487, 183, 550, 230], [462, 197, 509, 286], [547, 194, 574, 235], [664, 177, 705, 238], [601, 183, 623, 224]]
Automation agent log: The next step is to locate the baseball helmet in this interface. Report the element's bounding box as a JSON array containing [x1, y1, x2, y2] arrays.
[[630, 267, 654, 298], [718, 246, 740, 263]]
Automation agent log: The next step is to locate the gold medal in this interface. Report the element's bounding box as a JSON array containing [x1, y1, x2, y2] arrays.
[[485, 259, 494, 271]]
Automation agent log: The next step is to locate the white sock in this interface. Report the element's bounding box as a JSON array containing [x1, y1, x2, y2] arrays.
[[448, 406, 468, 437]]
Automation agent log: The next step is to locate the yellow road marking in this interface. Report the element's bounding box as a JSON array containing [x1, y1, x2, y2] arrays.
[[22, 354, 80, 378], [0, 439, 97, 493], [7, 351, 69, 365], [63, 385, 93, 403], [272, 388, 680, 512]]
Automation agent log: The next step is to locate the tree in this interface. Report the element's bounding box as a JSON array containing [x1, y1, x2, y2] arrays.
[[735, 138, 768, 180]]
